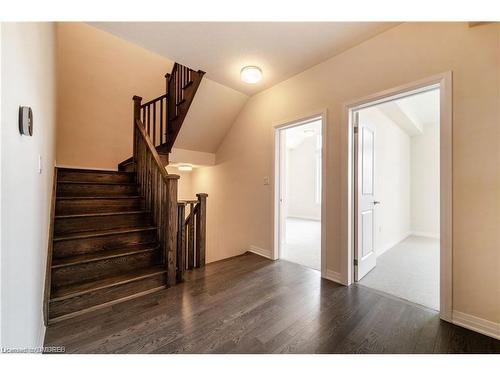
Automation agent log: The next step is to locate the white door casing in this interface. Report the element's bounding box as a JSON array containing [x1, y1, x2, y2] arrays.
[[354, 111, 377, 281]]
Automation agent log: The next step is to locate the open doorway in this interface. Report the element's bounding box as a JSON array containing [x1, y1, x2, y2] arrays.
[[274, 115, 324, 272], [353, 87, 441, 310]]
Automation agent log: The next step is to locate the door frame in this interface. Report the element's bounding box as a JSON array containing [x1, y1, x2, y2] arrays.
[[273, 110, 327, 277], [340, 72, 453, 321]]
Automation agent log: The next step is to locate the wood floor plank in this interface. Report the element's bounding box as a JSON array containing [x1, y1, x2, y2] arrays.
[[44, 253, 500, 354]]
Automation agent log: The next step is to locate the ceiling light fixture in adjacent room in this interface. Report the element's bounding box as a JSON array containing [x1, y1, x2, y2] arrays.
[[178, 164, 193, 172], [240, 66, 262, 84]]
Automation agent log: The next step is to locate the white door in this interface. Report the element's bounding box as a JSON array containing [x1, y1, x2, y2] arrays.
[[355, 111, 378, 281]]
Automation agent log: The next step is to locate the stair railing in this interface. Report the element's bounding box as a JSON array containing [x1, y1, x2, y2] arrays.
[[135, 63, 205, 152], [176, 193, 207, 281], [133, 95, 179, 286]]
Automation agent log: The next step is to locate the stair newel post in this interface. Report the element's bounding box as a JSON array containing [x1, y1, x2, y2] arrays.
[[195, 193, 208, 268], [165, 175, 180, 286], [176, 202, 186, 282], [132, 95, 143, 166]]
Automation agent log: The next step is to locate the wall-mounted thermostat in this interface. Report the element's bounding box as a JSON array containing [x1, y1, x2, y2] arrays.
[[19, 106, 33, 136]]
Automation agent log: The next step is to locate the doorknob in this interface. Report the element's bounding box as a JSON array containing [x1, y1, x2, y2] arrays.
[[373, 201, 380, 205]]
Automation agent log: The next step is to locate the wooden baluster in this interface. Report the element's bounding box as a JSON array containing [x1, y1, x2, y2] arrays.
[[177, 202, 186, 282], [147, 105, 151, 136], [187, 202, 195, 270], [159, 98, 163, 145], [153, 101, 157, 146], [195, 193, 208, 268]]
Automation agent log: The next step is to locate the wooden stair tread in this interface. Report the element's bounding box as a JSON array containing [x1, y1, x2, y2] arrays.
[[53, 226, 157, 241], [56, 195, 141, 200], [50, 265, 167, 301], [52, 243, 160, 268], [57, 180, 137, 186], [55, 210, 149, 219], [182, 80, 193, 89], [58, 167, 134, 175]]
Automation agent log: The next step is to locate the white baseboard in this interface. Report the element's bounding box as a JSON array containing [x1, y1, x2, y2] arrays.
[[323, 269, 344, 284], [37, 316, 46, 352], [411, 231, 440, 239], [248, 245, 273, 260], [452, 310, 500, 340]]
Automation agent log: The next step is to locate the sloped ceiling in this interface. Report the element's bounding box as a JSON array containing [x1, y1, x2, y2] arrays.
[[175, 76, 248, 152], [91, 22, 398, 96]]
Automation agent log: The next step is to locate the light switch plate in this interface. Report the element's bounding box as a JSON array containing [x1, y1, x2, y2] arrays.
[[38, 155, 42, 174]]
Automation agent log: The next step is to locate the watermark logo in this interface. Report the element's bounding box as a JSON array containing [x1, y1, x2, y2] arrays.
[[2, 346, 66, 353]]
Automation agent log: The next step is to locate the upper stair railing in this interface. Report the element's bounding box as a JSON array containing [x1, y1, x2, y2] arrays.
[[136, 63, 205, 155], [119, 63, 204, 171]]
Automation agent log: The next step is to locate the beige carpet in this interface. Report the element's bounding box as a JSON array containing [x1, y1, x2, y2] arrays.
[[282, 218, 321, 270], [359, 235, 440, 310]]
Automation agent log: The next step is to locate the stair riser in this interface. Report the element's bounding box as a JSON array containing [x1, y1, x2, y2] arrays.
[[51, 250, 161, 288], [56, 198, 144, 215], [58, 170, 135, 184], [49, 273, 167, 320], [54, 230, 157, 258], [57, 183, 138, 197], [54, 213, 152, 236]]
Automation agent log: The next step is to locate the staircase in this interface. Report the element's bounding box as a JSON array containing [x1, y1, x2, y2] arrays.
[[44, 63, 207, 324], [48, 168, 165, 323]]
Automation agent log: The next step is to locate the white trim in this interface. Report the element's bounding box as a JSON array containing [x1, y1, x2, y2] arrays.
[[286, 215, 321, 222], [36, 316, 46, 352], [248, 245, 273, 260], [272, 109, 328, 277], [411, 231, 441, 239], [340, 72, 453, 322], [55, 164, 118, 172], [323, 269, 344, 285], [452, 311, 500, 340]]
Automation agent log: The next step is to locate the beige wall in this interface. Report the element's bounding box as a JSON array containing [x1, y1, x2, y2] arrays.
[[1, 22, 56, 347], [286, 133, 321, 221], [56, 23, 248, 170], [56, 22, 174, 170], [411, 123, 440, 238], [192, 22, 500, 323]]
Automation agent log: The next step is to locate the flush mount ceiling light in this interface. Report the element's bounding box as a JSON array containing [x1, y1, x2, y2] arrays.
[[240, 66, 262, 84], [178, 164, 193, 172]]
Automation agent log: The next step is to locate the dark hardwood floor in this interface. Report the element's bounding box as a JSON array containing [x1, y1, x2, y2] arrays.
[[44, 253, 499, 354]]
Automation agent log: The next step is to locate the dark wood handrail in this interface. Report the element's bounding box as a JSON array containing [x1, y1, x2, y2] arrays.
[[177, 193, 207, 275], [133, 96, 179, 286]]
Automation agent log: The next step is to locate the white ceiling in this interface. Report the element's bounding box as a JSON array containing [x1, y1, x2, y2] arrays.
[[368, 88, 440, 136], [90, 22, 398, 96], [285, 119, 322, 149], [395, 88, 440, 127]]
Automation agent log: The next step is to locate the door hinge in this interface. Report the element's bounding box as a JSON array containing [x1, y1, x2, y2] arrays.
[[354, 259, 358, 266], [353, 112, 359, 133]]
